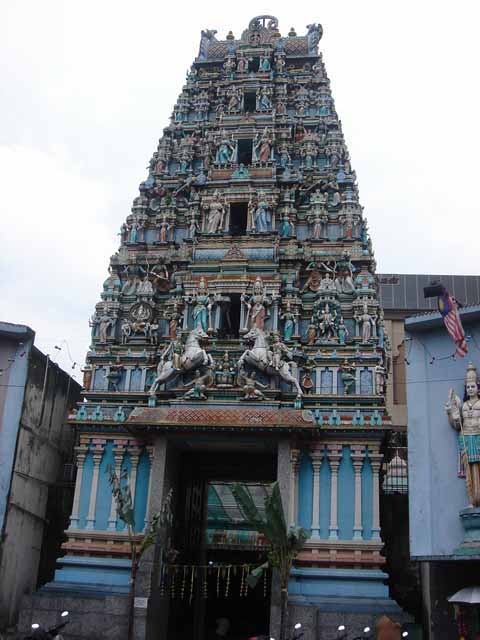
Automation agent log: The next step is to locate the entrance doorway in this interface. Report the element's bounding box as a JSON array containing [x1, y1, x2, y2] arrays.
[[166, 449, 275, 640]]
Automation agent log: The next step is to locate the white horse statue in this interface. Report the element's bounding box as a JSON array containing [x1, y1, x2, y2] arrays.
[[149, 327, 213, 395], [238, 328, 303, 398]]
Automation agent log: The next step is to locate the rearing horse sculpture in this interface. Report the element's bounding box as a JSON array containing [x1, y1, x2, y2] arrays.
[[237, 327, 303, 398], [149, 327, 213, 395]]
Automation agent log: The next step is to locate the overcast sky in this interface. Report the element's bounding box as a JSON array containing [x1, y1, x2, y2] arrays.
[[1, 0, 479, 377]]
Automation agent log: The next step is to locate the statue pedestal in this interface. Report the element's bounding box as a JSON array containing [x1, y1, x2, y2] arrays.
[[454, 507, 480, 556]]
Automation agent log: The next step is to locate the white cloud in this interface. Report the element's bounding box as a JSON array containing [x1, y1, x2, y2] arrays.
[[0, 144, 116, 375]]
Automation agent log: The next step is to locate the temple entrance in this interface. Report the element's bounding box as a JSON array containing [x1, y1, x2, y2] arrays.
[[166, 446, 275, 640]]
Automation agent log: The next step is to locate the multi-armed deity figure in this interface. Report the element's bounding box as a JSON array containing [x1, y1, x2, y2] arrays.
[[241, 277, 273, 331], [186, 277, 214, 333], [205, 191, 226, 234], [445, 362, 480, 507]]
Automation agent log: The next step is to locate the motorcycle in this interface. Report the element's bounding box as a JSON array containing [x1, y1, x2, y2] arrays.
[[24, 611, 69, 640]]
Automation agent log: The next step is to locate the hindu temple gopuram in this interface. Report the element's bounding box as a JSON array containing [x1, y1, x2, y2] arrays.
[[24, 16, 407, 640]]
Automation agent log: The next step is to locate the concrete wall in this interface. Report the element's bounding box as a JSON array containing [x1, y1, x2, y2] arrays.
[[405, 316, 478, 558], [0, 326, 33, 534], [0, 341, 81, 629]]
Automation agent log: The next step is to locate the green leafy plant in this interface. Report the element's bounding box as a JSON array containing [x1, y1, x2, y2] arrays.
[[108, 467, 172, 640], [232, 482, 309, 640]]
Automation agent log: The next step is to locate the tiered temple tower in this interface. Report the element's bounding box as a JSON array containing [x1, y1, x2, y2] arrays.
[[37, 16, 404, 640]]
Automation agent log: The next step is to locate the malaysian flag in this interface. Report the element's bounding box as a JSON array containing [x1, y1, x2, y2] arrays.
[[438, 291, 468, 357]]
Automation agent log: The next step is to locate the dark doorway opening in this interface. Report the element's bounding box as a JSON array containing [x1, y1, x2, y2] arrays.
[[244, 91, 256, 112], [225, 293, 241, 338], [218, 293, 241, 338], [237, 139, 253, 165], [166, 450, 276, 640], [229, 203, 248, 236], [250, 57, 260, 72]]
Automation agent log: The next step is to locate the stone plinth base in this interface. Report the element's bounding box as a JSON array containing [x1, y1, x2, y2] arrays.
[[18, 590, 139, 640], [454, 507, 480, 556], [287, 568, 411, 640]]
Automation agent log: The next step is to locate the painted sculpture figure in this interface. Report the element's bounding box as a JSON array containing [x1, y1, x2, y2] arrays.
[[187, 278, 214, 333], [149, 328, 214, 394], [238, 327, 303, 397], [446, 362, 480, 507], [241, 277, 272, 330]]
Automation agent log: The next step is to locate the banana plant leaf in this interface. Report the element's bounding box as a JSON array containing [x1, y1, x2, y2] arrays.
[[107, 465, 135, 527], [231, 483, 267, 532], [246, 561, 269, 588], [264, 482, 288, 546]]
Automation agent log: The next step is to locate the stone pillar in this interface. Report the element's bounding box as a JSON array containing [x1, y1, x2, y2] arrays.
[[85, 443, 105, 530], [129, 445, 142, 507], [68, 444, 89, 529], [140, 367, 148, 391], [355, 367, 361, 394], [270, 439, 292, 640], [370, 451, 383, 541], [143, 446, 155, 531], [327, 445, 342, 540], [272, 297, 279, 332], [107, 442, 126, 531], [332, 367, 339, 394], [288, 449, 300, 528], [125, 367, 132, 391], [315, 367, 321, 394], [351, 446, 365, 540], [310, 451, 323, 538]]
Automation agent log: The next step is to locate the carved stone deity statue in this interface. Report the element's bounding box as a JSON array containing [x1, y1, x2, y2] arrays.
[[338, 316, 349, 345], [375, 364, 386, 395], [215, 133, 236, 164], [90, 312, 114, 343], [227, 86, 242, 112], [240, 370, 267, 401], [279, 212, 294, 238], [315, 303, 337, 341], [252, 195, 272, 233], [270, 332, 293, 371], [280, 302, 296, 341], [319, 272, 336, 292], [445, 362, 480, 507], [241, 277, 272, 331], [187, 278, 214, 333], [253, 128, 273, 163], [340, 360, 356, 395], [237, 54, 249, 73], [256, 87, 273, 111], [205, 192, 225, 234], [358, 302, 374, 343], [333, 251, 356, 295]]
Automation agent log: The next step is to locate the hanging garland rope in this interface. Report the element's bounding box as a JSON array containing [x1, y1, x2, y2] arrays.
[[159, 563, 270, 601]]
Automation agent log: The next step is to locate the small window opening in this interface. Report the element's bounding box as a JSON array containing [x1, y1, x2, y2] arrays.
[[222, 293, 241, 338], [237, 139, 253, 165], [229, 203, 248, 236], [244, 92, 256, 112], [250, 57, 260, 72]]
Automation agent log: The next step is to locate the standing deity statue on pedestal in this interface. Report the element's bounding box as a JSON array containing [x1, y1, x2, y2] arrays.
[[241, 277, 273, 331], [446, 362, 480, 507], [187, 278, 214, 333], [205, 192, 226, 234]]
